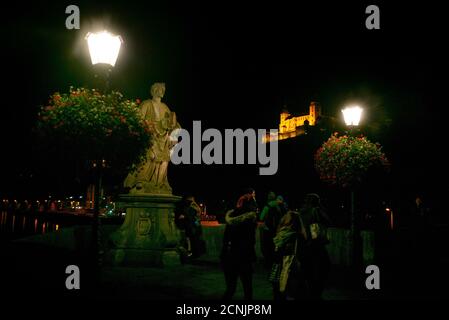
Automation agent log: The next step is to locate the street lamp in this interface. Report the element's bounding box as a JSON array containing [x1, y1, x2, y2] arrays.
[[342, 105, 363, 128], [86, 31, 123, 66], [341, 105, 363, 268], [86, 31, 123, 92], [86, 30, 123, 267]]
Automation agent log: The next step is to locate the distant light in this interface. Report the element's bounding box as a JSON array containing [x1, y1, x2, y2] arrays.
[[86, 31, 123, 67], [342, 106, 363, 126], [386, 208, 391, 212]]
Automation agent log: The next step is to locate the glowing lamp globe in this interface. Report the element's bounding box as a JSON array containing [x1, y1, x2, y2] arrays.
[[86, 31, 123, 67], [342, 106, 363, 126]]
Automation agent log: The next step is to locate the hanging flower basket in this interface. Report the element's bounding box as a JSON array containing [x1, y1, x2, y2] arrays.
[[37, 87, 152, 176], [314, 133, 389, 188]]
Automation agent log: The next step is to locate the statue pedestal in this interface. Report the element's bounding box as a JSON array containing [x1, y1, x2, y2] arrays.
[[107, 193, 182, 267]]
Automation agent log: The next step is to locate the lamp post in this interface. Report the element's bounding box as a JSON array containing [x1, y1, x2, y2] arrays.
[[342, 105, 363, 135], [85, 30, 123, 266], [341, 106, 363, 268], [86, 31, 123, 92]]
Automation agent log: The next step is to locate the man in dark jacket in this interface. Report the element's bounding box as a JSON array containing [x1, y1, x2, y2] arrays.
[[175, 195, 203, 258], [220, 188, 258, 300], [299, 193, 331, 299]]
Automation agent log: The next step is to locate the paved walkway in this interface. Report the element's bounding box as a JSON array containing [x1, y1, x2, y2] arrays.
[[4, 226, 449, 301], [1, 242, 371, 301], [94, 258, 374, 300]]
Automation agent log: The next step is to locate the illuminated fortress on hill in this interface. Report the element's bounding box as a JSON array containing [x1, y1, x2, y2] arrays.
[[264, 101, 322, 142]]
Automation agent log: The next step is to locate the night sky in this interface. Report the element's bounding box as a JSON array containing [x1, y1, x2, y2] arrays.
[[2, 1, 447, 212]]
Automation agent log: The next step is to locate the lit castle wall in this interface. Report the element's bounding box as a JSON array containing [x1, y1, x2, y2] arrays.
[[264, 101, 322, 142]]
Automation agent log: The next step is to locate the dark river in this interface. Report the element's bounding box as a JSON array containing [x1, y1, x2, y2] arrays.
[[0, 210, 122, 242]]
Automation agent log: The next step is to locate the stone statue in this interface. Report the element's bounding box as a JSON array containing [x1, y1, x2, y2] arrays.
[[124, 83, 180, 194]]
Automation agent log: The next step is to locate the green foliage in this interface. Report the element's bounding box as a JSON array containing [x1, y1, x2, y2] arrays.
[[315, 133, 389, 188], [37, 87, 152, 177]]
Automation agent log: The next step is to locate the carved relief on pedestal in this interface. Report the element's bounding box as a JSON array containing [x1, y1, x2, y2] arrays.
[[136, 211, 157, 237], [137, 218, 152, 235]]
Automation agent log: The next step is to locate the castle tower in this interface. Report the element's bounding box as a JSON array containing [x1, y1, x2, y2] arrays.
[[309, 101, 321, 125], [280, 107, 290, 133]]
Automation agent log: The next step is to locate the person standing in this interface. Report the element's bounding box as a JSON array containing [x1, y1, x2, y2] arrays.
[[299, 193, 331, 300], [260, 194, 287, 267], [220, 188, 258, 300], [259, 191, 277, 267], [271, 210, 308, 300], [175, 195, 203, 258]]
